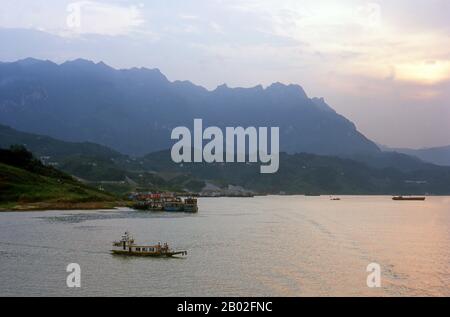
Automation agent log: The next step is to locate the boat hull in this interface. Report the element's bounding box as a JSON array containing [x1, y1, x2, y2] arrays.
[[164, 206, 184, 212], [392, 196, 426, 201], [134, 204, 198, 213], [111, 250, 187, 257], [183, 205, 198, 213]]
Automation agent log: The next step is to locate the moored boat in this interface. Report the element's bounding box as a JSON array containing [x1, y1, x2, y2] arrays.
[[133, 200, 164, 211], [183, 198, 198, 213], [392, 196, 426, 201], [111, 232, 187, 257], [163, 198, 185, 212], [132, 193, 198, 213]]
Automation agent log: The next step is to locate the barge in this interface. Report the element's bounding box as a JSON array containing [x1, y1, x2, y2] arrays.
[[392, 196, 426, 201]]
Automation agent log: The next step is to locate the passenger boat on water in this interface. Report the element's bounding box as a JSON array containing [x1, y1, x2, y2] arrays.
[[111, 232, 187, 257]]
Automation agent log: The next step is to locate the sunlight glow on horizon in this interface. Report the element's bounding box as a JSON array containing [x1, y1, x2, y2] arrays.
[[395, 60, 450, 85]]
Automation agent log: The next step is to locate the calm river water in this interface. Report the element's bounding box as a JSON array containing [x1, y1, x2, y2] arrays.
[[0, 196, 449, 296]]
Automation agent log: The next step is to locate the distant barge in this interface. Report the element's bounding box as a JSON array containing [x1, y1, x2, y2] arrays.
[[392, 196, 426, 201], [111, 232, 187, 257], [132, 193, 198, 213]]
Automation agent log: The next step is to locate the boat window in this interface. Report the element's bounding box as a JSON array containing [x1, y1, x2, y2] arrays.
[[142, 248, 146, 251], [136, 248, 140, 251]]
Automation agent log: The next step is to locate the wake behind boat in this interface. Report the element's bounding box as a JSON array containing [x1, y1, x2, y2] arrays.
[[111, 232, 187, 257]]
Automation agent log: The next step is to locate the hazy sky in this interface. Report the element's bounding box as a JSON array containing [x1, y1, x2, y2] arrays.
[[1, 0, 449, 148]]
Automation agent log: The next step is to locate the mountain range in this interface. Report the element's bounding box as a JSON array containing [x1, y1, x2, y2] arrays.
[[0, 58, 379, 157]]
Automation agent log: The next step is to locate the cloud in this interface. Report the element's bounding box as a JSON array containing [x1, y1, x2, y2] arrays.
[[178, 14, 199, 21], [220, 0, 450, 85], [64, 1, 145, 36]]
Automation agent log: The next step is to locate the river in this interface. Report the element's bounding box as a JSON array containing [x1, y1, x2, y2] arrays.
[[0, 195, 449, 296]]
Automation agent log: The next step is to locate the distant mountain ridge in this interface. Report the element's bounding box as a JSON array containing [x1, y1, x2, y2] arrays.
[[380, 144, 450, 167], [0, 58, 380, 156]]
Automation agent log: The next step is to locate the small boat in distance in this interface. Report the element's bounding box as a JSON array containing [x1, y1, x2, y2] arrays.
[[111, 232, 187, 257], [330, 197, 341, 201], [392, 196, 426, 201]]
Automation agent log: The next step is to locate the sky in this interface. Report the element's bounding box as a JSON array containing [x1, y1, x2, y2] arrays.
[[0, 0, 449, 149]]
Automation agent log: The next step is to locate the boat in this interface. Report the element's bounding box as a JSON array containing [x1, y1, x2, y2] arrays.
[[132, 193, 198, 213], [111, 232, 187, 257], [183, 198, 199, 213], [392, 196, 426, 201], [163, 197, 185, 212], [330, 197, 341, 201], [133, 200, 164, 211]]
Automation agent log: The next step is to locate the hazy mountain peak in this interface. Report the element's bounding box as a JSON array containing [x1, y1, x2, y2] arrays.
[[95, 61, 114, 70], [142, 67, 165, 76], [16, 58, 56, 67], [16, 57, 45, 65], [311, 97, 336, 113], [62, 58, 96, 66], [173, 80, 209, 94], [266, 82, 308, 99], [122, 66, 169, 83], [215, 83, 229, 90]]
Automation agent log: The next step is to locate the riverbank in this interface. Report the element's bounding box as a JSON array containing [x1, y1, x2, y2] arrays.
[[0, 201, 132, 212]]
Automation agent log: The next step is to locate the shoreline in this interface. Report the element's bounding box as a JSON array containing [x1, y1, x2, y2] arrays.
[[0, 201, 132, 212], [1, 195, 447, 212]]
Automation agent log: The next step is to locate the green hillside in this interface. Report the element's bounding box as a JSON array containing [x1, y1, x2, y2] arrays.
[[0, 125, 203, 194], [0, 123, 130, 180], [0, 146, 121, 211], [0, 124, 123, 160], [2, 124, 450, 196], [142, 150, 450, 195]]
